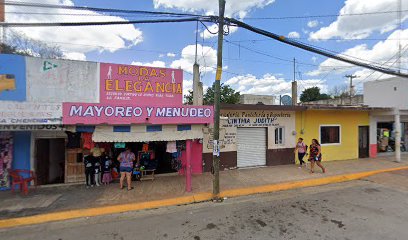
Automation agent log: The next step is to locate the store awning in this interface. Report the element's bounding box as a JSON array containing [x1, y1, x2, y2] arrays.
[[92, 124, 204, 142]]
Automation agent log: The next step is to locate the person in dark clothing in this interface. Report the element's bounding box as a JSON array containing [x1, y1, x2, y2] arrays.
[[309, 139, 326, 174], [84, 152, 95, 187]]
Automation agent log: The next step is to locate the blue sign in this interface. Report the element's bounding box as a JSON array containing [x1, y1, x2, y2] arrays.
[[0, 54, 26, 101]]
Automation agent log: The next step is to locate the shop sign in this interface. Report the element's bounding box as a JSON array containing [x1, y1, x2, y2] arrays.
[[0, 102, 62, 125], [63, 103, 214, 125], [100, 63, 183, 105], [0, 125, 64, 131], [221, 110, 293, 127]]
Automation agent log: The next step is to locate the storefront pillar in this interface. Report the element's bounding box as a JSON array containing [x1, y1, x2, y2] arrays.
[[394, 108, 401, 162], [185, 139, 192, 192]]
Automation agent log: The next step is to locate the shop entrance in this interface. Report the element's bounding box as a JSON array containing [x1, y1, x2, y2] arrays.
[[358, 126, 369, 158], [109, 141, 180, 175], [237, 127, 267, 168], [35, 138, 66, 185]]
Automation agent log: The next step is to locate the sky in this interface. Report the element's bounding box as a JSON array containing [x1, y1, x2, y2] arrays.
[[3, 0, 408, 100]]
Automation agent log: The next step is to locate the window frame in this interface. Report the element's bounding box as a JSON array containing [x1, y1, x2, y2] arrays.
[[113, 126, 131, 133], [177, 124, 192, 131], [146, 125, 163, 132], [274, 126, 285, 145], [319, 125, 341, 146]]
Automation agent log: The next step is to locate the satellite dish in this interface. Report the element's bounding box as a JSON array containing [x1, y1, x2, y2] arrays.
[[281, 95, 292, 105]]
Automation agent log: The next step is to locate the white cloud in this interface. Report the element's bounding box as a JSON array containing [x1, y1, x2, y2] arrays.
[[6, 0, 143, 58], [167, 52, 176, 57], [310, 0, 408, 40], [308, 29, 408, 79], [307, 20, 319, 28], [159, 54, 165, 58], [311, 56, 318, 63], [200, 24, 238, 39], [288, 31, 300, 39], [225, 73, 327, 96], [63, 52, 86, 61], [153, 0, 275, 19], [170, 44, 218, 73], [131, 61, 166, 68]]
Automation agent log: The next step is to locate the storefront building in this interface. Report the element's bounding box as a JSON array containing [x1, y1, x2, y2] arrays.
[[0, 53, 213, 189], [296, 106, 371, 162], [202, 104, 304, 171]]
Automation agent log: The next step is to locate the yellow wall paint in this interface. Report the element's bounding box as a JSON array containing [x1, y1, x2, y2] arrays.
[[295, 110, 369, 162]]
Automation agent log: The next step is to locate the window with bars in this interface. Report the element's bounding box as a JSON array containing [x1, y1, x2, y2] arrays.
[[275, 127, 284, 145]]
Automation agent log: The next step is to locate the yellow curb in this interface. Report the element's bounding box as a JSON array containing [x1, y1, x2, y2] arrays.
[[1, 166, 407, 229]]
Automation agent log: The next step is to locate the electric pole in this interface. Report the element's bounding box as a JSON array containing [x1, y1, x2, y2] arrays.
[[345, 74, 358, 104], [212, 0, 225, 200], [292, 58, 298, 105]]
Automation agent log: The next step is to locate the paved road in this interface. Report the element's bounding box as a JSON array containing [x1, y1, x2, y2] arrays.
[[1, 171, 408, 240]]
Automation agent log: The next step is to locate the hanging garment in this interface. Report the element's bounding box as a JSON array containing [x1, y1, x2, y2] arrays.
[[142, 143, 149, 152], [166, 141, 177, 153], [82, 132, 94, 150], [66, 131, 81, 148]]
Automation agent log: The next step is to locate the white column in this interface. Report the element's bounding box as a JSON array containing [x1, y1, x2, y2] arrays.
[[394, 108, 401, 162]]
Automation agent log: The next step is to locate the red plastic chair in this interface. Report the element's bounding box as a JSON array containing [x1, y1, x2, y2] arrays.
[[9, 169, 37, 195]]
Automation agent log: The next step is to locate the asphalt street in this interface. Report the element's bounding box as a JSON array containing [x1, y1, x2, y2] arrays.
[[1, 172, 408, 240]]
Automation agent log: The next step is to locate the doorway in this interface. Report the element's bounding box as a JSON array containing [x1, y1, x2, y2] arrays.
[[35, 138, 66, 185], [358, 126, 369, 158]]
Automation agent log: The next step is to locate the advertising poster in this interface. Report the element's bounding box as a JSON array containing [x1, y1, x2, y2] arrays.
[[0, 54, 26, 101], [100, 63, 183, 105], [0, 132, 13, 189]]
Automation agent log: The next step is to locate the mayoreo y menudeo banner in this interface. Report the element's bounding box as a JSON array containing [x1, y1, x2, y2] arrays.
[[62, 103, 214, 125]]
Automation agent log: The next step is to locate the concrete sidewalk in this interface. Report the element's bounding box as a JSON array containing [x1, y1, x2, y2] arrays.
[[0, 156, 407, 224]]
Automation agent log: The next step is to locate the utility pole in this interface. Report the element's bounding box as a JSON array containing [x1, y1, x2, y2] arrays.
[[345, 75, 357, 105], [291, 58, 298, 105], [212, 0, 225, 200], [397, 0, 402, 73]]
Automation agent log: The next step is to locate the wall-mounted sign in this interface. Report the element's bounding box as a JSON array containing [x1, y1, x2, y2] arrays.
[[0, 102, 62, 125], [221, 110, 293, 127], [63, 103, 214, 125], [100, 63, 183, 105], [0, 54, 26, 101], [0, 125, 64, 131]]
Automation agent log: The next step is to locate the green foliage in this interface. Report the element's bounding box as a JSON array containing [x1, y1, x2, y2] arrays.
[[300, 87, 331, 102], [184, 83, 240, 105]]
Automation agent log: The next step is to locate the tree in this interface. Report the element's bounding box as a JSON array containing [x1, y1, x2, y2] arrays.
[[184, 83, 240, 105], [300, 87, 331, 102], [1, 30, 63, 58], [330, 84, 350, 98]]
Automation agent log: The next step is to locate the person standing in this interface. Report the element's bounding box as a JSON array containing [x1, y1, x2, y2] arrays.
[[309, 139, 326, 174], [84, 151, 95, 188], [101, 152, 113, 185], [294, 138, 307, 168], [117, 147, 135, 190]]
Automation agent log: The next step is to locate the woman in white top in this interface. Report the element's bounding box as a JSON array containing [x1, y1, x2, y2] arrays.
[[294, 138, 307, 168]]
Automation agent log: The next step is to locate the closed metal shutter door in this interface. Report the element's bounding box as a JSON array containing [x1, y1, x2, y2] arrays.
[[237, 127, 267, 168]]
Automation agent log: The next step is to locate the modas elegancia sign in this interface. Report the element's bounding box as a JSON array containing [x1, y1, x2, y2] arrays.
[[63, 103, 214, 125], [100, 63, 183, 105]]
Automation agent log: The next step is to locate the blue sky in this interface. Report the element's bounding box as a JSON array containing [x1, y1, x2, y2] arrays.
[[5, 0, 408, 98]]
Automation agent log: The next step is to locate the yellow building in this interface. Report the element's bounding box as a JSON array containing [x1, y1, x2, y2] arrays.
[[296, 107, 370, 162]]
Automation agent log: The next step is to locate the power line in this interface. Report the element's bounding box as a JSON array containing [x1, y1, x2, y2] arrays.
[[4, 1, 202, 17], [0, 17, 213, 27], [244, 9, 408, 20], [227, 17, 408, 78]]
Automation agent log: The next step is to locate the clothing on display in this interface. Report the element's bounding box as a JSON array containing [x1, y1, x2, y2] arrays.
[[82, 133, 94, 150], [84, 155, 95, 186], [166, 141, 177, 153], [66, 131, 81, 148]]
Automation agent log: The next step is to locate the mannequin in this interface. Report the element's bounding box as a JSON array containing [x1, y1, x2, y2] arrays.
[[94, 155, 101, 187], [83, 151, 95, 188]]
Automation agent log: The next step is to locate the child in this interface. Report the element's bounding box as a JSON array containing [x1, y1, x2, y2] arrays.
[[101, 153, 112, 185]]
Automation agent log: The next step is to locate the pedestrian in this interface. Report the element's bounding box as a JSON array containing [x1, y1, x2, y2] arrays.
[[101, 152, 113, 185], [83, 151, 95, 188], [309, 139, 326, 174], [294, 138, 308, 168], [117, 146, 135, 191]]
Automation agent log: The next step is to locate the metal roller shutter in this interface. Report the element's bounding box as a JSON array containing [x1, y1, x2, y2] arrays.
[[237, 127, 267, 168]]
